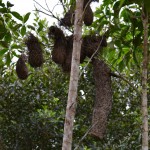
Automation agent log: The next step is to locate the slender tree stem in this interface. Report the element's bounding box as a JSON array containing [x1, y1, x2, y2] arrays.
[[62, 0, 84, 150], [141, 6, 149, 150]]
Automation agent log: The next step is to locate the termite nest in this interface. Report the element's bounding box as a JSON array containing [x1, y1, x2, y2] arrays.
[[60, 0, 99, 27], [16, 54, 28, 80], [25, 33, 44, 68], [48, 26, 107, 73]]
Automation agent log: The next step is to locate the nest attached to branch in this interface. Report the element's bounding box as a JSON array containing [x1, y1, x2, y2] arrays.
[[60, 8, 75, 27], [16, 54, 28, 80], [60, 0, 99, 27], [48, 26, 67, 65], [83, 5, 93, 26], [82, 35, 107, 58], [62, 35, 87, 72], [89, 59, 112, 139], [25, 33, 44, 68]]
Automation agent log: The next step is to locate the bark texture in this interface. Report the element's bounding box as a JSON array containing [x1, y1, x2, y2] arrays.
[[62, 0, 84, 150], [141, 6, 149, 150], [90, 59, 112, 139]]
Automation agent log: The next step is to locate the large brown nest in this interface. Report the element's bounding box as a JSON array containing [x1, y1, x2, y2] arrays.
[[25, 33, 44, 68], [48, 26, 67, 64], [82, 35, 107, 58], [89, 59, 112, 139], [61, 35, 87, 72], [16, 54, 28, 80]]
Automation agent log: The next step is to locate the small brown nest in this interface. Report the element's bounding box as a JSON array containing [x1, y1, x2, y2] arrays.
[[60, 9, 75, 27], [25, 33, 44, 68], [82, 35, 107, 58], [89, 59, 112, 139], [48, 26, 67, 64], [16, 54, 28, 80], [83, 5, 93, 26]]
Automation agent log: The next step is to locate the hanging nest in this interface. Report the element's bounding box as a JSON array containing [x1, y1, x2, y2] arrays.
[[83, 5, 93, 26], [60, 7, 75, 27], [16, 54, 28, 80], [89, 59, 112, 139], [82, 35, 107, 58], [25, 33, 44, 68], [62, 35, 87, 72], [48, 26, 67, 64], [62, 35, 73, 72]]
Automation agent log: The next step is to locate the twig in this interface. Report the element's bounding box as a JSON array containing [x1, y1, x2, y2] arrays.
[[33, 9, 52, 17], [45, 0, 51, 13], [74, 121, 98, 150], [33, 0, 49, 12], [59, 0, 66, 12], [110, 72, 140, 95]]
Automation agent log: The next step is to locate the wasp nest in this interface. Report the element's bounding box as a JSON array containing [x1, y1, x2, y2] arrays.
[[82, 35, 107, 58], [61, 35, 87, 72], [83, 3, 93, 26], [48, 26, 67, 65], [89, 59, 112, 139], [61, 35, 73, 72], [60, 7, 75, 27], [16, 54, 28, 80], [25, 33, 44, 68], [60, 0, 98, 27]]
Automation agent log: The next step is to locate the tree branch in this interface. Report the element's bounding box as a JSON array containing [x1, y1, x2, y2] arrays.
[[110, 72, 140, 95]]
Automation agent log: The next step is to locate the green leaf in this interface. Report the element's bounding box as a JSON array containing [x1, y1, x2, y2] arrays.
[[118, 60, 125, 72], [27, 25, 35, 31], [21, 25, 26, 36], [11, 11, 23, 21], [37, 22, 44, 33], [13, 24, 22, 31], [7, 1, 14, 8], [4, 32, 11, 43], [11, 44, 22, 49], [0, 48, 8, 56], [23, 12, 31, 23], [0, 8, 8, 13]]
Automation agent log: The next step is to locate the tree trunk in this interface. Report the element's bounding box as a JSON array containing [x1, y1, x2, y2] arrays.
[[62, 0, 84, 150], [141, 6, 149, 150]]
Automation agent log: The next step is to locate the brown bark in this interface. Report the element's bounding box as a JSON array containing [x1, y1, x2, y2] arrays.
[[62, 0, 84, 150], [141, 6, 149, 150]]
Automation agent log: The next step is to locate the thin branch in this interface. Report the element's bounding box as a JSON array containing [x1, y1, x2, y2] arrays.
[[44, 0, 51, 12], [110, 72, 140, 95], [33, 9, 52, 17], [33, 0, 49, 12], [74, 121, 98, 150], [59, 0, 66, 12]]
